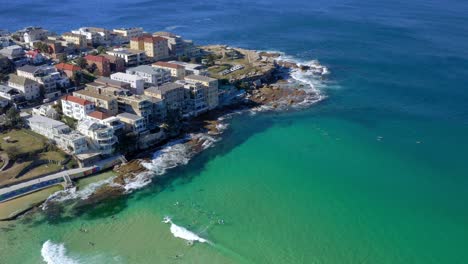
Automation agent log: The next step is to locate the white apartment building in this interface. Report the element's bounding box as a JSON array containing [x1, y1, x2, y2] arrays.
[[27, 115, 88, 155], [77, 119, 117, 155], [126, 65, 171, 86], [110, 72, 145, 95], [61, 95, 95, 121], [107, 48, 146, 66], [113, 27, 144, 39], [71, 27, 109, 45], [22, 27, 50, 44], [7, 74, 40, 100]]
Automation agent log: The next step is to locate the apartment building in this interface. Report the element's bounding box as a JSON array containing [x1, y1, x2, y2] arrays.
[[17, 65, 69, 98], [130, 36, 169, 61], [71, 27, 110, 46], [152, 61, 185, 80], [77, 119, 117, 155], [27, 114, 88, 155], [7, 74, 40, 100], [102, 54, 125, 73], [184, 75, 219, 109], [61, 95, 95, 120], [62, 32, 87, 48], [126, 65, 171, 86], [144, 82, 185, 110], [117, 95, 153, 127], [113, 27, 144, 39], [106, 48, 146, 66], [110, 72, 145, 95], [85, 55, 111, 77], [117, 112, 147, 134], [73, 89, 118, 116]]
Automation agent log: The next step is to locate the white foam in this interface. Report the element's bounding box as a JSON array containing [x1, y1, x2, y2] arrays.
[[127, 133, 219, 192], [163, 217, 209, 243], [43, 177, 116, 208], [41, 240, 78, 264]]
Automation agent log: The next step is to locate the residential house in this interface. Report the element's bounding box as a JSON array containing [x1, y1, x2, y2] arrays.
[[0, 45, 27, 66], [106, 48, 146, 66], [25, 49, 46, 64], [17, 65, 69, 98], [85, 55, 111, 76], [0, 84, 24, 102], [152, 61, 185, 80], [117, 112, 147, 134], [126, 65, 171, 86], [110, 72, 144, 95], [102, 54, 125, 73], [73, 89, 118, 116], [184, 75, 219, 109], [144, 82, 185, 110], [61, 95, 95, 120], [55, 63, 82, 78], [130, 35, 169, 61], [21, 27, 50, 44], [77, 119, 117, 155], [7, 74, 40, 100], [32, 105, 59, 120]]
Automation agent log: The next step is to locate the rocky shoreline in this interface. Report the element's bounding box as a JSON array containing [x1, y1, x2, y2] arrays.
[[35, 48, 328, 217]]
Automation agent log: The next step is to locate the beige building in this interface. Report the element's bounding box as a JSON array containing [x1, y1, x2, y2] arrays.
[[144, 82, 185, 110], [130, 36, 169, 61], [73, 89, 119, 116], [117, 95, 153, 126], [62, 32, 87, 48], [152, 61, 185, 80], [184, 75, 219, 109]]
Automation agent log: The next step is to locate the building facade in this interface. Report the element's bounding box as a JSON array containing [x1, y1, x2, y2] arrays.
[[126, 65, 171, 86], [184, 75, 219, 110], [130, 36, 169, 61], [152, 61, 185, 80], [61, 95, 96, 120], [110, 72, 145, 95]]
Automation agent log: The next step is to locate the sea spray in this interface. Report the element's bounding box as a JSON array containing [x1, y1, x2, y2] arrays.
[[41, 240, 78, 264]]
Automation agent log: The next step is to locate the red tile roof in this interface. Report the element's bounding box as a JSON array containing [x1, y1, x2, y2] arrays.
[[153, 61, 184, 69], [87, 111, 110, 120], [62, 95, 93, 106], [85, 55, 109, 63], [131, 35, 167, 43], [55, 63, 81, 72]]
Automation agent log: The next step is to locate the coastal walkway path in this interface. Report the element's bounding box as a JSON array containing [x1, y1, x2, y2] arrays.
[[0, 167, 95, 203]]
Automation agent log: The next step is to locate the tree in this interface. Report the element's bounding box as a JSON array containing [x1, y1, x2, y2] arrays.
[[5, 107, 22, 128], [75, 57, 87, 69], [5, 146, 20, 160], [178, 55, 190, 62], [96, 46, 106, 54], [33, 42, 51, 54], [58, 54, 68, 63]]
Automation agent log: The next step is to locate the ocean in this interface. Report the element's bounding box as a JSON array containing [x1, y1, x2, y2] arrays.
[[1, 0, 468, 263]]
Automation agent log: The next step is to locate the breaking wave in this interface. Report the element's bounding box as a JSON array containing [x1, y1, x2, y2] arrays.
[[43, 177, 116, 207], [41, 240, 78, 264], [124, 133, 220, 192], [163, 216, 209, 244]]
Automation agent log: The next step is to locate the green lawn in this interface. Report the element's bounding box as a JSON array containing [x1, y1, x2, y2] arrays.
[[0, 130, 69, 185]]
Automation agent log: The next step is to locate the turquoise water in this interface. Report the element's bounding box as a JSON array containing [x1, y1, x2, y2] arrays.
[[2, 0, 468, 263]]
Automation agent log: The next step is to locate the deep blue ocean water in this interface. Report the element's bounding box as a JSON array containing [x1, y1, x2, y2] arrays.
[[1, 0, 468, 263]]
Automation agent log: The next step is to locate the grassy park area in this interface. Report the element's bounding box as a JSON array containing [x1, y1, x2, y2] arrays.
[[0, 129, 69, 186]]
